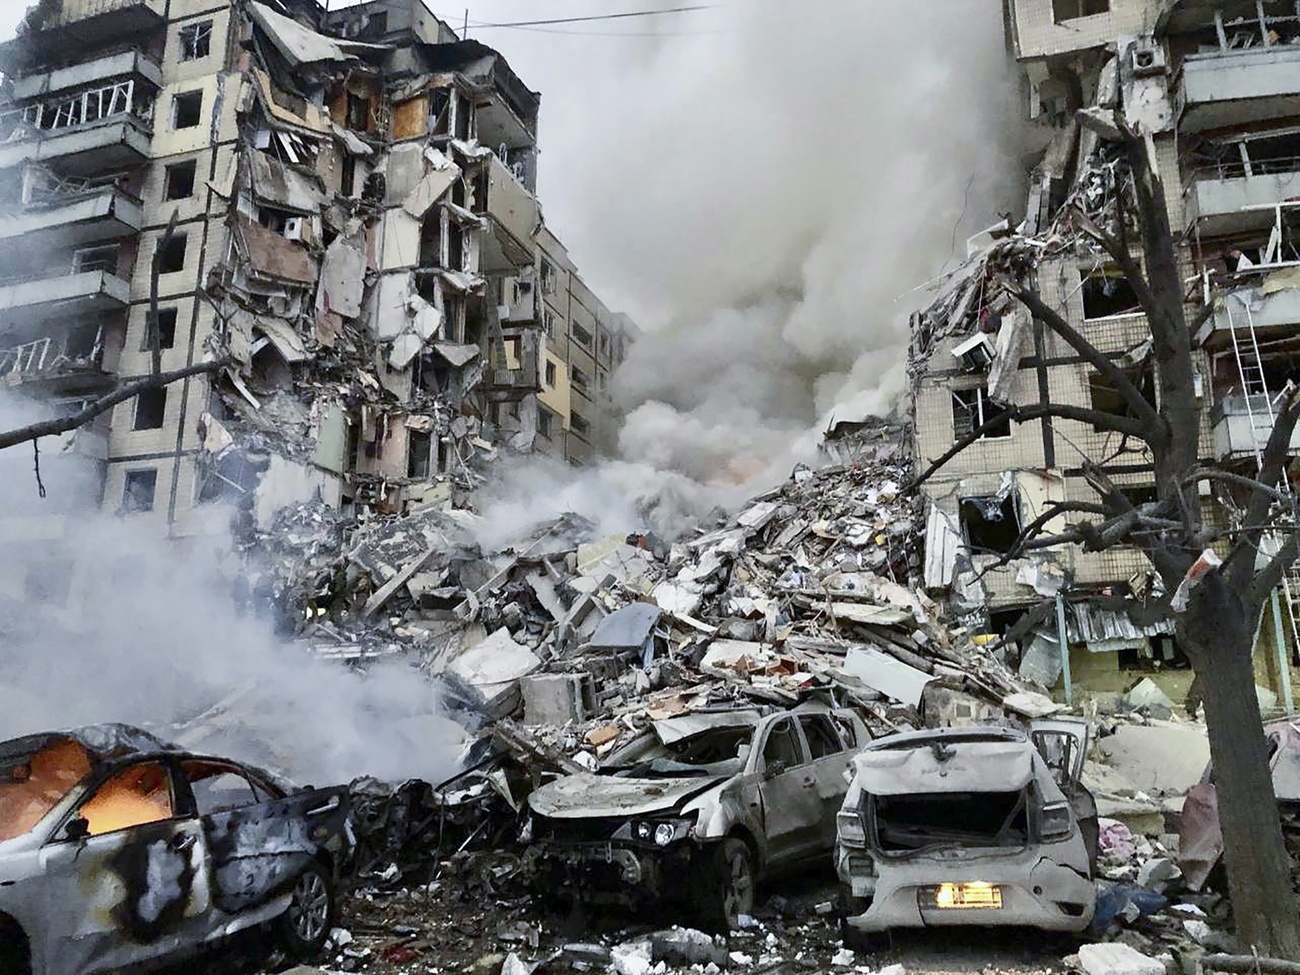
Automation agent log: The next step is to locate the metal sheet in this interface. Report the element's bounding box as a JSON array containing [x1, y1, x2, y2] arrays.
[[842, 646, 932, 706], [588, 602, 661, 650]]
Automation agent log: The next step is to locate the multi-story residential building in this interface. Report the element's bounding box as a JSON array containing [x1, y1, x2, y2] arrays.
[[913, 0, 1300, 705], [0, 0, 634, 562]]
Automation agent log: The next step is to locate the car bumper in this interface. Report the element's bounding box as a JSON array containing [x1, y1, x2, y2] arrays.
[[844, 853, 1095, 933], [522, 841, 697, 907]]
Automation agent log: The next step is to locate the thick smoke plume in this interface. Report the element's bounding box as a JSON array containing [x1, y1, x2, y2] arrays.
[[0, 396, 464, 786]]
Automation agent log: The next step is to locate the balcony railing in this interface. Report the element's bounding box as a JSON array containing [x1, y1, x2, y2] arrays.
[[1179, 45, 1300, 131], [1186, 160, 1300, 234], [0, 333, 107, 387], [0, 78, 153, 141]]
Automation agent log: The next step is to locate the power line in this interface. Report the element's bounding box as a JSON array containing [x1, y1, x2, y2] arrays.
[[467, 6, 714, 29]]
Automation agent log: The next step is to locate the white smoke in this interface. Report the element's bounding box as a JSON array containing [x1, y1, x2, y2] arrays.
[[0, 394, 465, 787]]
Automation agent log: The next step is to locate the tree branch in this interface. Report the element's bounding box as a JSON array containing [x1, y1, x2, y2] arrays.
[[0, 359, 231, 452], [1227, 386, 1300, 591], [1186, 469, 1291, 506]]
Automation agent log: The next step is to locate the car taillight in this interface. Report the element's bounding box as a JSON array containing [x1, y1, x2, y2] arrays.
[[837, 809, 867, 848], [1040, 800, 1072, 840]]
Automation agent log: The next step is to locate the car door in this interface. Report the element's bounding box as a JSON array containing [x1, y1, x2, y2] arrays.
[[796, 713, 851, 848], [39, 759, 213, 975], [754, 716, 821, 868], [1030, 717, 1098, 866], [182, 760, 348, 915]]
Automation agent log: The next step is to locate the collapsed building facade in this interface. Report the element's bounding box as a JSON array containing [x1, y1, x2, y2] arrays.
[[0, 0, 636, 578], [912, 0, 1300, 708]]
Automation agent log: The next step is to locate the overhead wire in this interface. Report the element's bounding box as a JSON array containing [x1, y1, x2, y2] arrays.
[[465, 6, 714, 29]]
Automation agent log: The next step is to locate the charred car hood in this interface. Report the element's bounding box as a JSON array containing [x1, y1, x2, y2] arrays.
[[529, 772, 725, 818]]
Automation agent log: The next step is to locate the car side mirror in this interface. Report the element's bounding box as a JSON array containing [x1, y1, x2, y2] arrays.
[[64, 817, 90, 842], [764, 760, 788, 780]]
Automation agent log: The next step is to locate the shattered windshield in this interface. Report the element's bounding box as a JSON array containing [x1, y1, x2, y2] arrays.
[[607, 726, 753, 778], [873, 790, 1029, 853], [0, 737, 93, 842]]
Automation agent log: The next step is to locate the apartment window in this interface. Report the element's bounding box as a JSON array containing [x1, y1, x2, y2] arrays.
[[179, 20, 213, 61], [538, 408, 553, 439], [572, 323, 593, 348], [571, 364, 590, 391], [73, 244, 118, 274], [157, 233, 187, 274], [164, 160, 197, 201], [122, 469, 158, 513], [543, 309, 557, 339], [540, 259, 557, 295], [133, 387, 166, 430], [172, 90, 203, 129], [951, 387, 1010, 440], [545, 360, 557, 387], [960, 494, 1021, 556], [407, 429, 433, 479], [1082, 265, 1140, 319], [1053, 0, 1108, 22], [1088, 365, 1156, 431], [142, 308, 178, 351], [570, 411, 589, 436]]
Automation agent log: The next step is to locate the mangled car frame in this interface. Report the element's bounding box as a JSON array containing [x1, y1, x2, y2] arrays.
[[836, 721, 1097, 938], [522, 706, 868, 927], [0, 724, 351, 975]]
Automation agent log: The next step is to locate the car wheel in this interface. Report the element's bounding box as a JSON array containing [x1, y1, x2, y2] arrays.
[[0, 916, 31, 975], [276, 861, 334, 960], [705, 838, 755, 930]]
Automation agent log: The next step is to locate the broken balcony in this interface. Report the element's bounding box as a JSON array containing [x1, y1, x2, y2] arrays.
[[483, 331, 542, 402], [1197, 285, 1300, 348], [0, 268, 130, 322], [476, 154, 540, 274], [0, 79, 154, 176], [0, 1, 165, 70], [0, 185, 142, 250], [0, 331, 112, 395], [10, 50, 161, 103], [1212, 394, 1300, 460], [1186, 164, 1300, 236], [1178, 46, 1300, 133]]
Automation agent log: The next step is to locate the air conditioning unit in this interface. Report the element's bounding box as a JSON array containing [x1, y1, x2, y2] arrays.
[[282, 216, 305, 241], [1130, 38, 1168, 77], [952, 333, 996, 372]]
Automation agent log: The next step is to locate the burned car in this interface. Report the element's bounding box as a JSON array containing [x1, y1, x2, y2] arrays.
[[522, 706, 868, 927], [0, 724, 351, 975], [836, 721, 1096, 939]]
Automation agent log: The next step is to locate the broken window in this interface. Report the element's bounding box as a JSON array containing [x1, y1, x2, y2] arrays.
[[1053, 0, 1109, 22], [798, 715, 842, 760], [346, 92, 371, 131], [1082, 266, 1140, 319], [429, 90, 451, 136], [543, 309, 557, 339], [164, 160, 197, 201], [572, 323, 593, 348], [1088, 365, 1156, 430], [448, 223, 465, 270], [172, 90, 203, 130], [156, 232, 187, 274], [545, 361, 557, 387], [408, 429, 433, 479], [142, 308, 178, 351], [258, 206, 305, 240], [78, 762, 174, 836], [570, 411, 589, 436], [951, 387, 1010, 440], [571, 364, 589, 391], [538, 408, 553, 439], [133, 387, 166, 429], [873, 790, 1028, 851], [960, 493, 1022, 556], [72, 244, 118, 274], [761, 718, 806, 771], [123, 469, 157, 512], [183, 762, 259, 815], [540, 259, 557, 295], [179, 20, 212, 61], [453, 92, 472, 141]]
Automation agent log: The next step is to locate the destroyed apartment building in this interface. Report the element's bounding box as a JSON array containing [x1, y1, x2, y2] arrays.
[[0, 0, 636, 589], [910, 0, 1300, 710]]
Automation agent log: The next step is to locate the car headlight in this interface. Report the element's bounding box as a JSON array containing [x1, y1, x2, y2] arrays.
[[635, 821, 653, 841], [617, 817, 695, 846], [653, 822, 676, 847]]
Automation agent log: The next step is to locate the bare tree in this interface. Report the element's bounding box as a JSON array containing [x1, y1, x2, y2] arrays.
[[913, 122, 1300, 958]]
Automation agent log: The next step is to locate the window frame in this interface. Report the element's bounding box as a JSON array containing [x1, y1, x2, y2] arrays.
[[951, 386, 1011, 441], [163, 159, 197, 201], [178, 20, 213, 62], [172, 90, 203, 130]]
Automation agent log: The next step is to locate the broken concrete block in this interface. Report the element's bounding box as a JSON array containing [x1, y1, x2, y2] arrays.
[[586, 724, 619, 747], [521, 673, 587, 726], [1123, 678, 1175, 714], [1136, 856, 1181, 890], [611, 939, 653, 975], [831, 947, 856, 967], [562, 944, 611, 966], [649, 927, 728, 967], [1077, 942, 1164, 975]]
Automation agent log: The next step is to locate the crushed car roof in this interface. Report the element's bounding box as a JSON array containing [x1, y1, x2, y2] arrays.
[[852, 727, 1034, 796], [0, 724, 176, 767]]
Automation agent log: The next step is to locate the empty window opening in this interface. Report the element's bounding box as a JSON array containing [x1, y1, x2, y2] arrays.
[[408, 429, 433, 479], [78, 762, 173, 836], [570, 411, 589, 436], [1053, 0, 1109, 22], [540, 259, 557, 295], [142, 308, 178, 351], [762, 719, 806, 770], [538, 408, 553, 439], [1088, 365, 1156, 430], [448, 223, 465, 270], [420, 212, 443, 267], [429, 89, 451, 136], [122, 469, 158, 512], [960, 493, 1021, 556], [164, 160, 197, 201], [73, 244, 118, 274], [798, 715, 842, 760], [156, 233, 187, 274], [179, 20, 212, 61], [572, 323, 593, 348], [1119, 484, 1159, 509], [258, 206, 305, 240], [183, 763, 260, 816], [172, 90, 203, 129], [453, 92, 472, 141], [873, 790, 1028, 852], [1082, 267, 1140, 319], [571, 364, 589, 390], [951, 387, 1010, 440], [543, 309, 557, 339], [346, 92, 371, 131], [133, 387, 166, 430], [545, 360, 557, 387]]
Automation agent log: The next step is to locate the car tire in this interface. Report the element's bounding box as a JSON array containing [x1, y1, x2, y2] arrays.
[[701, 838, 755, 930], [0, 916, 31, 975], [839, 915, 881, 954], [276, 860, 335, 960]]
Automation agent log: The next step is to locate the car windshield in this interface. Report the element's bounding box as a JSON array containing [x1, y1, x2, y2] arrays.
[[0, 737, 93, 842], [607, 726, 752, 778]]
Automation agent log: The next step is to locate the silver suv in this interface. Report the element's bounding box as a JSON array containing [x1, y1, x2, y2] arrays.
[[0, 724, 351, 975], [523, 706, 869, 927]]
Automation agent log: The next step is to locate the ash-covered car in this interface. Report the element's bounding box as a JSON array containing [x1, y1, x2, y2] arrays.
[[0, 724, 351, 975], [836, 721, 1097, 940], [522, 706, 868, 927]]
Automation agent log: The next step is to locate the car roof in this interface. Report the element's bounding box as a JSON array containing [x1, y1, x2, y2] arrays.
[[0, 723, 177, 767]]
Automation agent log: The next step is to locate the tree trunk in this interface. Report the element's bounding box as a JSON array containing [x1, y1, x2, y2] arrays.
[[1183, 576, 1300, 958]]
